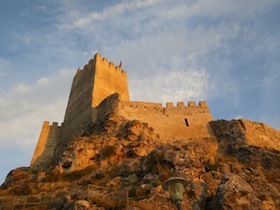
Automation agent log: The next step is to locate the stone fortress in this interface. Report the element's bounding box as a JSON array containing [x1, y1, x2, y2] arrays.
[[31, 53, 214, 168]]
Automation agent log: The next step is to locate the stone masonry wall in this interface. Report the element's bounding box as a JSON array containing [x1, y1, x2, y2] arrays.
[[58, 59, 95, 150], [92, 53, 129, 107], [31, 121, 50, 166], [30, 121, 61, 169], [118, 100, 213, 142]]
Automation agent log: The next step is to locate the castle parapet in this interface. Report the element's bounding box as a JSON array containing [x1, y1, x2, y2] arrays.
[[75, 68, 81, 76], [102, 57, 108, 63], [163, 101, 211, 115], [120, 101, 163, 113], [188, 101, 196, 107], [94, 53, 102, 60], [199, 101, 208, 107], [38, 121, 61, 130], [177, 102, 185, 108], [94, 53, 126, 75], [166, 102, 174, 109], [51, 122, 61, 128], [109, 62, 114, 68], [165, 101, 209, 109], [120, 100, 210, 116]]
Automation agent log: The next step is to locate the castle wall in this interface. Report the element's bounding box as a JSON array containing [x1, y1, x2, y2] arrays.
[[31, 121, 61, 169], [58, 58, 95, 148], [118, 101, 213, 142], [92, 53, 129, 107]]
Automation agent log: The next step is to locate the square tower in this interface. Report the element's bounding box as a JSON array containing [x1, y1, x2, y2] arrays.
[[60, 53, 129, 147]]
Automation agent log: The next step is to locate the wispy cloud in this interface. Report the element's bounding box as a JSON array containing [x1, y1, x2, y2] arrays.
[[68, 0, 162, 28], [0, 69, 74, 148], [0, 0, 279, 184], [130, 68, 210, 103]]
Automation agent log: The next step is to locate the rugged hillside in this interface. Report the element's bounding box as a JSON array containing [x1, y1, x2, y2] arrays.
[[1, 104, 280, 209]]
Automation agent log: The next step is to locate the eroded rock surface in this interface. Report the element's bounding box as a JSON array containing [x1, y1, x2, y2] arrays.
[[1, 117, 279, 210]]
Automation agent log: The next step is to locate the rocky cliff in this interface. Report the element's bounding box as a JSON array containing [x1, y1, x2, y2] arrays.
[[1, 95, 280, 210]]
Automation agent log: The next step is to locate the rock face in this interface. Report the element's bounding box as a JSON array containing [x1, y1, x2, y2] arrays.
[[208, 120, 280, 209], [1, 107, 279, 210], [210, 119, 280, 151]]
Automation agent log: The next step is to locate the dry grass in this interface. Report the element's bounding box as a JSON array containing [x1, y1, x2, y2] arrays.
[[44, 165, 96, 183], [129, 200, 164, 210], [9, 181, 35, 196], [146, 151, 173, 184], [90, 194, 127, 209], [215, 153, 239, 165]]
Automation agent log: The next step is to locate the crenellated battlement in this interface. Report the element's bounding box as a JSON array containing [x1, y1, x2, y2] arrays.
[[120, 101, 210, 114], [51, 121, 62, 127], [75, 52, 127, 79], [198, 101, 208, 107], [122, 101, 208, 112], [94, 53, 126, 75], [166, 101, 208, 109], [75, 68, 82, 76], [42, 121, 62, 128], [120, 101, 163, 113]]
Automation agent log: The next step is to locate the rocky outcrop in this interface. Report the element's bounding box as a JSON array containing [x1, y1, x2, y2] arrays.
[[209, 119, 280, 151], [208, 120, 280, 209], [1, 116, 280, 209]]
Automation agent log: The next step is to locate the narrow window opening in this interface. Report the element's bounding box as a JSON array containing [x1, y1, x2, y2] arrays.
[[185, 118, 189, 127]]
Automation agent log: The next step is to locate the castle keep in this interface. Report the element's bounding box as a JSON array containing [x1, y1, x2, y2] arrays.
[[31, 53, 213, 168]]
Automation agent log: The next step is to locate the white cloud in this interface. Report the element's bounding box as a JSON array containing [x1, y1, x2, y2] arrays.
[[2, 0, 277, 135], [0, 0, 279, 185], [0, 69, 74, 148], [130, 68, 210, 103], [36, 77, 50, 86], [70, 0, 162, 28], [183, 0, 279, 18], [14, 84, 31, 93]]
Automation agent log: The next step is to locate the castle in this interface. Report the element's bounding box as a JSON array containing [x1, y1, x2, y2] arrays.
[[30, 53, 214, 169]]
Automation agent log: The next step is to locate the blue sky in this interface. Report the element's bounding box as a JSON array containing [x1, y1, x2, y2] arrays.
[[0, 0, 280, 184]]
